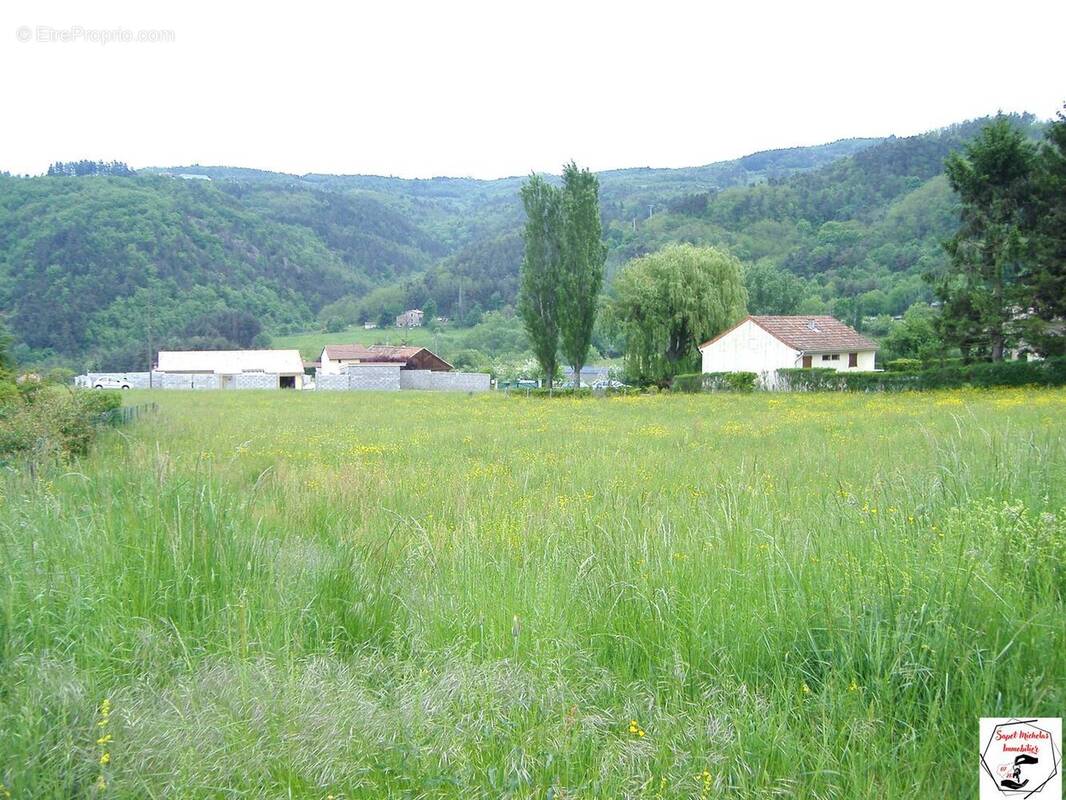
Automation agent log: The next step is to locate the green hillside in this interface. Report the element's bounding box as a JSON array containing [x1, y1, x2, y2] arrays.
[[0, 116, 1043, 368]]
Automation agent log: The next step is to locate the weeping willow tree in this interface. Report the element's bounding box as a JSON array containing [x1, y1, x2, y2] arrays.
[[610, 244, 748, 384]]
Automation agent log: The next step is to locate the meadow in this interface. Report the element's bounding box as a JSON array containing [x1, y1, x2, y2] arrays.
[[0, 388, 1063, 798]]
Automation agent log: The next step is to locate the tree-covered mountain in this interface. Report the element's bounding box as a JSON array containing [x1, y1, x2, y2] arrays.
[[0, 116, 1043, 367], [602, 114, 1044, 326]]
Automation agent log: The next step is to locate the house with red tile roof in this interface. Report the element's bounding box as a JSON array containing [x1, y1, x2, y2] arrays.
[[698, 316, 878, 374]]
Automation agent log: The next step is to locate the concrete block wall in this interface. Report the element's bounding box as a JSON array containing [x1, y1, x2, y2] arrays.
[[398, 370, 435, 390], [398, 370, 490, 392], [157, 373, 221, 390], [341, 365, 402, 391], [83, 372, 153, 388], [234, 373, 280, 390], [433, 371, 491, 392], [79, 368, 489, 393], [160, 373, 192, 390], [315, 374, 351, 391]]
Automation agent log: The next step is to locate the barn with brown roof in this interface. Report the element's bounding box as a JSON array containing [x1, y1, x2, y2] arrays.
[[698, 315, 878, 374], [318, 344, 452, 375]]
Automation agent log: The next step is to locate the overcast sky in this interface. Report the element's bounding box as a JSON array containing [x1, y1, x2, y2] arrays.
[[2, 0, 1064, 179]]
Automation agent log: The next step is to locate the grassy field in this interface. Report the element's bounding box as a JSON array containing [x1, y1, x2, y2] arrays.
[[1, 388, 1063, 798]]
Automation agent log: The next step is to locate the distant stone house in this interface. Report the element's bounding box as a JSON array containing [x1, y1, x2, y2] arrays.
[[699, 316, 878, 374], [155, 349, 307, 389], [395, 309, 424, 328], [318, 345, 452, 375]]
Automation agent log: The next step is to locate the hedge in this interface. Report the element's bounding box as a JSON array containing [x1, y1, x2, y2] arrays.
[[672, 372, 757, 393], [885, 358, 922, 372], [776, 357, 1066, 392]]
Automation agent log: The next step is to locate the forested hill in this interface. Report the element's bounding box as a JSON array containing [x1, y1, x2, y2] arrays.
[[606, 115, 1044, 324], [0, 116, 1041, 367]]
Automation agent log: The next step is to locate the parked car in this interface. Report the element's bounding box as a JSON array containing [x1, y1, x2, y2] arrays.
[[592, 379, 629, 389], [93, 377, 131, 390]]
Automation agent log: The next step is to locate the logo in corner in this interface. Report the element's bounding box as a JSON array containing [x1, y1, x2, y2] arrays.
[[980, 718, 1061, 799]]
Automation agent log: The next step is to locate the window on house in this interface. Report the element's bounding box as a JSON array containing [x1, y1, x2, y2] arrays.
[[849, 352, 858, 367]]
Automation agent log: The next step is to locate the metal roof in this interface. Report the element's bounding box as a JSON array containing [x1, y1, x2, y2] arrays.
[[156, 349, 305, 374]]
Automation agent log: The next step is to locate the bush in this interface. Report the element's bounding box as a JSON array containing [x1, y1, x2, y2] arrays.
[[0, 380, 18, 407], [672, 372, 757, 393], [671, 373, 702, 393], [78, 389, 123, 416], [45, 367, 76, 385], [886, 358, 922, 372], [0, 389, 122, 462]]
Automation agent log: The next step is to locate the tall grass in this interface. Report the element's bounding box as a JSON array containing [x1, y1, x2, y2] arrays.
[[0, 389, 1062, 797]]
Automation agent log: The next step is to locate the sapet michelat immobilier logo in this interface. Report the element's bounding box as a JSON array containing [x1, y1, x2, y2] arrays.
[[980, 718, 1062, 799]]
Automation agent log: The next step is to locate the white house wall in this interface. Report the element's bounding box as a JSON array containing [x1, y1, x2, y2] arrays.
[[319, 354, 341, 375], [809, 350, 877, 372], [701, 320, 801, 373]]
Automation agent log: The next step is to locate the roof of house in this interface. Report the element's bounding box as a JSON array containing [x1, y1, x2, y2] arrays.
[[699, 316, 879, 352], [321, 344, 453, 369], [323, 344, 418, 362], [156, 349, 305, 374]]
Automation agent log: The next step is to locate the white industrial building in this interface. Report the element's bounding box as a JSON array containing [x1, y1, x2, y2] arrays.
[[155, 349, 307, 389]]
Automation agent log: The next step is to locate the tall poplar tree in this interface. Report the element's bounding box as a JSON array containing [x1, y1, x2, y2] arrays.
[[557, 162, 607, 388], [517, 175, 562, 386]]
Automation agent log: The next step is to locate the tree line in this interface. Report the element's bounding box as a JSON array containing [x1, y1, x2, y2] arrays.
[[47, 160, 135, 177]]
